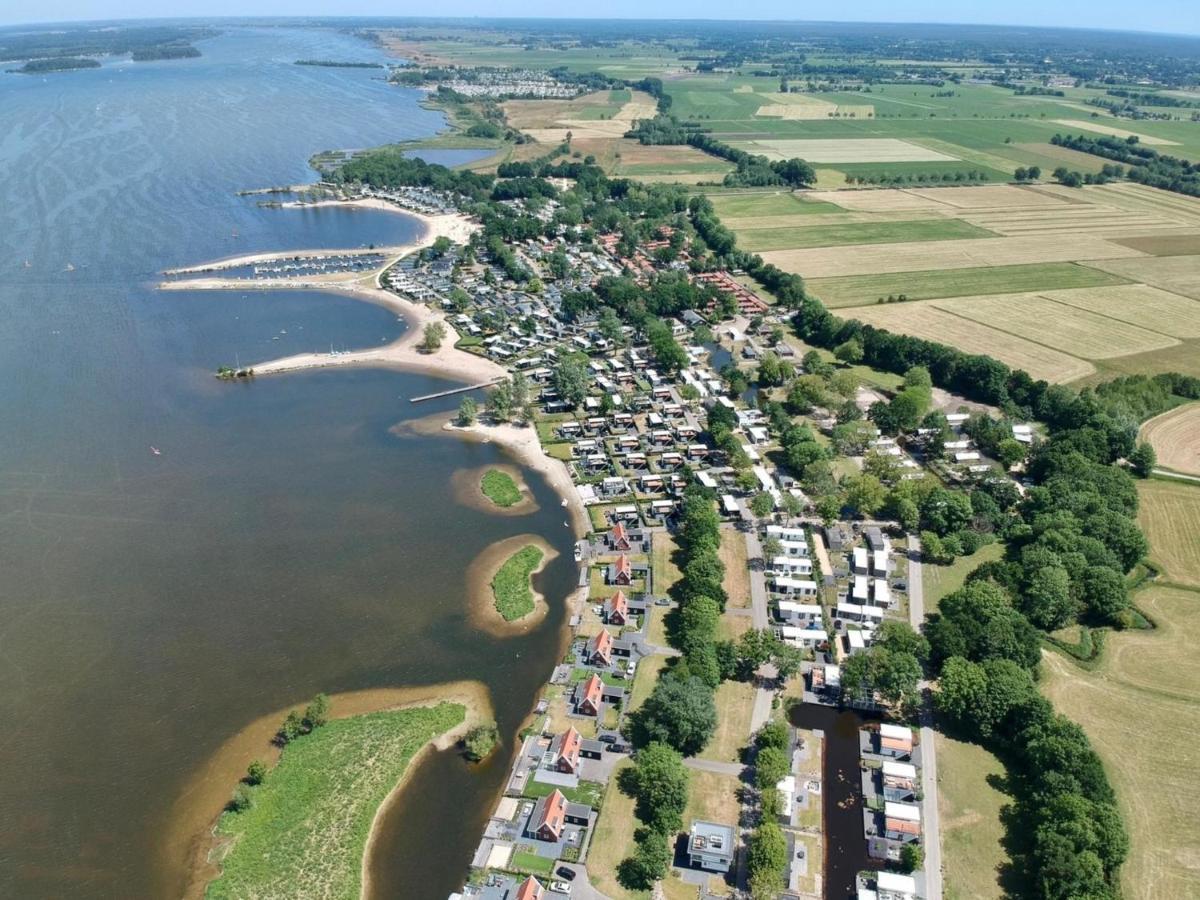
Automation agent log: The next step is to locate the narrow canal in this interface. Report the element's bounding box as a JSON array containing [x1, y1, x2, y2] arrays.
[[789, 702, 884, 900]]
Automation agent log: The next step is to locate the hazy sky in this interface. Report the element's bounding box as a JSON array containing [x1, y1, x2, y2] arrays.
[[1, 1, 1197, 36]]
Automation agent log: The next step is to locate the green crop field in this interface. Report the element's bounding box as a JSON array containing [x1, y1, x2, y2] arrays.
[[809, 263, 1132, 307], [709, 191, 844, 218], [736, 218, 994, 251], [207, 703, 466, 900], [491, 544, 545, 620]]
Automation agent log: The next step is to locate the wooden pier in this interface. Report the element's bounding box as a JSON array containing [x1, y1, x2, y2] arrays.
[[409, 379, 504, 403]]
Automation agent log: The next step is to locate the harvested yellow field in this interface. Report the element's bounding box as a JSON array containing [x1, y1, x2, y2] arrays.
[[905, 184, 1072, 209], [1051, 119, 1180, 145], [506, 90, 658, 142], [739, 138, 955, 163], [1041, 585, 1200, 899], [1137, 478, 1200, 584], [1082, 255, 1200, 300], [846, 302, 1095, 382], [760, 233, 1146, 278], [802, 189, 947, 213], [1084, 182, 1200, 227], [932, 293, 1179, 359], [1140, 403, 1200, 479], [1045, 285, 1200, 339]]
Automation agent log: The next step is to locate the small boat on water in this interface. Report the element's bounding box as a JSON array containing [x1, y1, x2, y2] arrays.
[[64, 262, 75, 272], [24, 260, 31, 268], [150, 446, 161, 456]]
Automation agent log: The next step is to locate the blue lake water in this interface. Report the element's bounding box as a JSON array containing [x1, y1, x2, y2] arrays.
[[0, 24, 575, 899]]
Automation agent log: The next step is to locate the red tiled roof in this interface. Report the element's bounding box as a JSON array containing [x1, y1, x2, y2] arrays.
[[581, 673, 603, 708], [516, 875, 545, 900], [537, 789, 568, 838], [611, 521, 628, 543], [886, 818, 921, 835], [558, 727, 582, 766], [588, 629, 613, 661], [882, 736, 913, 752], [609, 590, 629, 617], [615, 555, 632, 577]]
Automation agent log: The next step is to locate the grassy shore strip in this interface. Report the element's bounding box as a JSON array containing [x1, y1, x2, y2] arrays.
[[206, 702, 466, 900], [481, 468, 523, 507], [492, 544, 546, 621]]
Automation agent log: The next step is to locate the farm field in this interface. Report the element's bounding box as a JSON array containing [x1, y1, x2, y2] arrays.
[[1137, 479, 1200, 586], [1041, 584, 1200, 900], [709, 190, 843, 219], [808, 262, 1130, 307], [729, 137, 957, 162], [929, 293, 1180, 359], [737, 218, 992, 251], [846, 302, 1096, 382], [759, 233, 1145, 279], [1083, 254, 1200, 300], [1044, 285, 1200, 339], [1140, 403, 1200, 478]]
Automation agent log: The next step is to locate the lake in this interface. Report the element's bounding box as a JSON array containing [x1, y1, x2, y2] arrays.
[[0, 23, 573, 899]]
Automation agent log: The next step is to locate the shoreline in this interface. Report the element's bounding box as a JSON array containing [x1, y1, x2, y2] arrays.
[[464, 533, 560, 636], [166, 681, 493, 900], [394, 411, 588, 540]]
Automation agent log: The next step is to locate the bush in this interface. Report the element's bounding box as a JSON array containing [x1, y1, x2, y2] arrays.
[[228, 784, 254, 813], [463, 722, 499, 761], [901, 842, 924, 873], [245, 759, 267, 786]]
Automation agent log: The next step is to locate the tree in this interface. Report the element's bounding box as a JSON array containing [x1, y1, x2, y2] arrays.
[[303, 693, 330, 730], [486, 380, 513, 423], [228, 784, 254, 812], [750, 491, 775, 519], [934, 656, 987, 727], [634, 675, 718, 756], [843, 474, 887, 518], [1023, 565, 1075, 630], [463, 722, 499, 761], [618, 826, 671, 889], [278, 709, 303, 744], [455, 396, 477, 426], [755, 745, 790, 790], [1080, 566, 1129, 623], [551, 354, 589, 408], [747, 821, 788, 899], [996, 438, 1027, 469], [901, 843, 924, 873], [1128, 442, 1156, 477], [245, 759, 268, 786], [630, 742, 689, 833], [755, 719, 790, 752], [834, 339, 864, 365], [419, 321, 446, 352]]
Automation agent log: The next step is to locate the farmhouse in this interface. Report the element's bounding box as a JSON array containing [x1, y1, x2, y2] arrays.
[[585, 630, 614, 667], [549, 727, 583, 774], [515, 876, 546, 900], [608, 555, 633, 585], [574, 673, 603, 716], [603, 589, 630, 625]]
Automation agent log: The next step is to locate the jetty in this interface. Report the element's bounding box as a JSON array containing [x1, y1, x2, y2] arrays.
[[410, 379, 504, 403]]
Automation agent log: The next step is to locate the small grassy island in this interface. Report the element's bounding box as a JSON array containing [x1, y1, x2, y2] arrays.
[[490, 544, 545, 621], [480, 468, 522, 508], [206, 702, 466, 900], [12, 57, 100, 73]]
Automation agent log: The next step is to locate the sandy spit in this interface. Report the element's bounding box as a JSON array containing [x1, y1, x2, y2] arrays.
[[166, 681, 493, 900]]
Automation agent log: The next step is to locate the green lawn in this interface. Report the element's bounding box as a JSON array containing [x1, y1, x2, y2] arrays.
[[524, 778, 606, 808], [481, 469, 522, 507], [937, 732, 1010, 900], [207, 703, 465, 900], [509, 850, 556, 876], [924, 542, 1005, 612], [492, 545, 545, 621], [809, 262, 1131, 308], [736, 218, 994, 252]]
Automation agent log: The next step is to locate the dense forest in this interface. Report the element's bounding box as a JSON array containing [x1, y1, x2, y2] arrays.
[[0, 23, 214, 64]]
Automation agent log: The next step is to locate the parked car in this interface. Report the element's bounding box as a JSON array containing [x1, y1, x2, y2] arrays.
[[550, 881, 573, 894], [556, 866, 577, 881]]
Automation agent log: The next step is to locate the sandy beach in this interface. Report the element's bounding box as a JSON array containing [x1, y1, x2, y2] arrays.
[[166, 680, 493, 900]]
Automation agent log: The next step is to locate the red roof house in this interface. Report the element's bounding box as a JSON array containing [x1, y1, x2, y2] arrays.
[[610, 554, 633, 585], [605, 589, 630, 626], [576, 673, 603, 716], [552, 727, 583, 774], [515, 876, 546, 900], [531, 789, 569, 842], [609, 521, 631, 551], [587, 629, 614, 667]]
